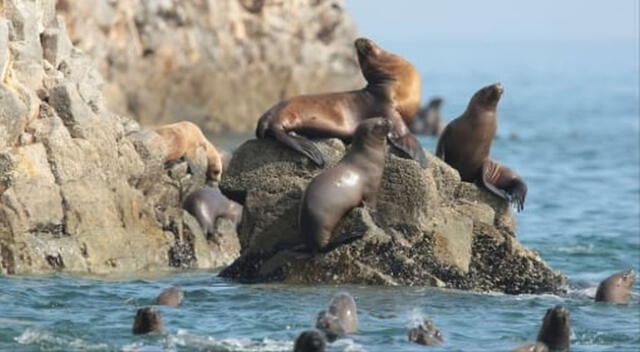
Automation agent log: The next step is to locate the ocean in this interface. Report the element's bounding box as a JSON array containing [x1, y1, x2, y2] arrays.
[[1, 41, 638, 351]]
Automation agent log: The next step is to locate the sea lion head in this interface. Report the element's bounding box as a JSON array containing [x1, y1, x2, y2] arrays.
[[315, 310, 345, 341], [469, 83, 504, 112], [132, 307, 164, 335], [355, 38, 421, 118], [616, 269, 636, 289], [294, 329, 327, 352], [408, 319, 444, 346], [352, 118, 391, 148], [537, 305, 570, 350], [428, 97, 444, 109]]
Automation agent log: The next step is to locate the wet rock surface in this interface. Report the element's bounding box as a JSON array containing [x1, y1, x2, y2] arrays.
[[219, 138, 566, 294]]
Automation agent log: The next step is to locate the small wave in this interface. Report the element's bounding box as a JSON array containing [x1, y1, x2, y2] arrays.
[[15, 328, 110, 351], [166, 330, 293, 352], [555, 243, 594, 254]]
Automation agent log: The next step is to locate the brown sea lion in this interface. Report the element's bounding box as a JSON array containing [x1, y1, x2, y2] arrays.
[[537, 306, 571, 352], [294, 330, 327, 352], [511, 342, 549, 352], [183, 187, 243, 241], [595, 269, 636, 303], [436, 83, 527, 211], [410, 97, 446, 136], [315, 292, 358, 341], [299, 118, 389, 253], [154, 121, 222, 182], [132, 307, 164, 335], [256, 37, 427, 168], [407, 319, 444, 346], [155, 286, 184, 307]]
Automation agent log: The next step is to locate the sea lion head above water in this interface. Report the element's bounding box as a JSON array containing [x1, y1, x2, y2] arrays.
[[467, 82, 504, 113], [537, 305, 570, 352], [595, 269, 636, 304], [354, 37, 421, 121], [132, 307, 164, 335], [408, 319, 444, 346]]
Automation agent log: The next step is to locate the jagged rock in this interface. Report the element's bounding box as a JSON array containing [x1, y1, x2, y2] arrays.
[[56, 0, 362, 134], [0, 0, 240, 275], [219, 138, 566, 294]]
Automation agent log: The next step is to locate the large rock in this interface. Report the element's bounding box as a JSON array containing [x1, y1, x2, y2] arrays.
[[219, 138, 566, 294], [0, 0, 239, 275], [56, 0, 362, 134]]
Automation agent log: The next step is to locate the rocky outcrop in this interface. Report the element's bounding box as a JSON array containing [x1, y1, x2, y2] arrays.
[[0, 0, 238, 275], [55, 0, 362, 134], [219, 138, 566, 294]]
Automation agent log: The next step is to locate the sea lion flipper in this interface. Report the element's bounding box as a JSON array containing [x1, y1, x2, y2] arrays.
[[481, 160, 527, 212], [272, 127, 325, 166], [481, 160, 511, 201], [389, 132, 428, 168]]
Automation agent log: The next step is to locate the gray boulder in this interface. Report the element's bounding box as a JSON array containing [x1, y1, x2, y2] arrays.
[[219, 138, 566, 294]]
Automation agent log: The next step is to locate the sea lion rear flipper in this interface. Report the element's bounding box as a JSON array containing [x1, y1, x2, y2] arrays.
[[481, 160, 527, 212], [481, 160, 511, 201], [272, 126, 325, 167], [387, 114, 428, 168]]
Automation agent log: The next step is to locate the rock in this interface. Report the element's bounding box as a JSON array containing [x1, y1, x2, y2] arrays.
[[0, 0, 240, 275], [56, 0, 362, 134], [219, 138, 566, 294]]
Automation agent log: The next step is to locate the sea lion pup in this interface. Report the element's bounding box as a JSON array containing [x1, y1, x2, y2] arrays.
[[436, 83, 527, 211], [300, 118, 389, 253], [410, 97, 446, 135], [183, 187, 243, 240], [595, 269, 636, 303], [132, 307, 164, 335], [511, 342, 549, 352], [256, 37, 427, 168], [407, 319, 444, 346], [315, 292, 358, 341], [537, 306, 570, 352], [294, 330, 327, 352], [153, 121, 223, 183], [155, 286, 184, 307]]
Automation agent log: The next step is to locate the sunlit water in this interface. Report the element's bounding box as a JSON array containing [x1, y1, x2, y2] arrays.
[[1, 42, 638, 351]]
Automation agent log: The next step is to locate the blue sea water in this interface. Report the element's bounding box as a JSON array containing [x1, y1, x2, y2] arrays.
[[1, 41, 639, 351]]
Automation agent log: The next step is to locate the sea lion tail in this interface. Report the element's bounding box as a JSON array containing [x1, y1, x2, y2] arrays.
[[272, 126, 325, 167], [389, 133, 429, 168]]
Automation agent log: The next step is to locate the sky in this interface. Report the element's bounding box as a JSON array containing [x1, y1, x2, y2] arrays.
[[345, 0, 639, 44]]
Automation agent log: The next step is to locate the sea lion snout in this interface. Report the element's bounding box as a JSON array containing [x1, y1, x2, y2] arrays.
[[620, 269, 636, 286], [354, 37, 375, 55]]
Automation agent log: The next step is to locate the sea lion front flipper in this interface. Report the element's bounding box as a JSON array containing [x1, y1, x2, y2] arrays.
[[387, 114, 428, 168], [272, 126, 326, 167]]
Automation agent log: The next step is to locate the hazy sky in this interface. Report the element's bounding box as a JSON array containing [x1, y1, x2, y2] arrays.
[[345, 0, 639, 44]]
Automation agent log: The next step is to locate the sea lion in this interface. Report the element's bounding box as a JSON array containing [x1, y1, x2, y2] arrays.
[[299, 118, 389, 252], [436, 83, 527, 211], [294, 330, 326, 352], [315, 292, 358, 341], [595, 269, 636, 303], [407, 319, 444, 346], [256, 37, 427, 168], [155, 286, 184, 307], [183, 187, 243, 241], [537, 306, 570, 352], [132, 307, 164, 335], [153, 121, 222, 183], [410, 97, 445, 135], [511, 343, 549, 352]]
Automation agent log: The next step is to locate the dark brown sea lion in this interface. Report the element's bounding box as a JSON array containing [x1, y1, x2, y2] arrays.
[[183, 187, 243, 241], [294, 330, 327, 352], [299, 118, 389, 252], [132, 307, 164, 335], [155, 286, 184, 307], [256, 37, 427, 168], [511, 342, 549, 352], [407, 319, 444, 346], [537, 306, 571, 352], [410, 97, 446, 136], [315, 292, 358, 341], [436, 83, 527, 211], [153, 121, 223, 183], [595, 269, 636, 303]]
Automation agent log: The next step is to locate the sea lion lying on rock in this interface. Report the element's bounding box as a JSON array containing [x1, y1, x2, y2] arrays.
[[153, 121, 223, 183], [299, 118, 389, 253], [595, 269, 636, 304], [183, 187, 243, 242], [436, 83, 527, 211], [315, 292, 358, 341], [256, 37, 427, 167]]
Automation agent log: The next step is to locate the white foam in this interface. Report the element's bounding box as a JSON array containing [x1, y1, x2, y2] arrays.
[[15, 328, 110, 351]]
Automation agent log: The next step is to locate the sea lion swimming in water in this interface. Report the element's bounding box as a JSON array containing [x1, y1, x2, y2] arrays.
[[256, 38, 427, 168], [436, 83, 527, 211], [408, 319, 444, 346], [155, 286, 184, 307], [132, 307, 164, 335], [294, 329, 327, 352], [537, 305, 570, 352], [299, 118, 389, 253], [315, 292, 358, 341], [511, 342, 549, 352], [410, 97, 446, 135], [595, 269, 636, 304]]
